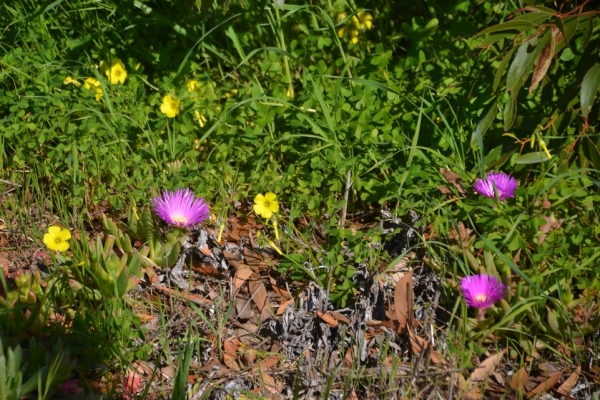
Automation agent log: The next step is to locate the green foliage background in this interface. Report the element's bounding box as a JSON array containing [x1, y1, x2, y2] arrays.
[[1, 0, 600, 366]]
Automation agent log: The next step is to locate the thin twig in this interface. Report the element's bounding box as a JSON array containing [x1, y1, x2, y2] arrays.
[[339, 170, 352, 227]]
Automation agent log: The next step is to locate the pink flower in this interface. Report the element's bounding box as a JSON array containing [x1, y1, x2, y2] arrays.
[[151, 189, 209, 228], [473, 172, 518, 201], [460, 274, 506, 310]]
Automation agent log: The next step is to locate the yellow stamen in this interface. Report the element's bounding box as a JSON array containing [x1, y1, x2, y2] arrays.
[[475, 294, 487, 303], [172, 214, 188, 225]]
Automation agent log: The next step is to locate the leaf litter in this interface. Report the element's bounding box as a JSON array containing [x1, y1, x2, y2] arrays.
[[0, 211, 598, 399]]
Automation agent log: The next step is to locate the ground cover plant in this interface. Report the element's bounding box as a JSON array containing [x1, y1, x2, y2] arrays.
[[1, 0, 600, 398]]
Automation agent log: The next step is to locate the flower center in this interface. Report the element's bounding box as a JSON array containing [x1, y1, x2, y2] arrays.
[[171, 103, 177, 109], [171, 214, 188, 225], [55, 237, 62, 244], [115, 70, 121, 76], [475, 294, 488, 303], [264, 201, 270, 207]]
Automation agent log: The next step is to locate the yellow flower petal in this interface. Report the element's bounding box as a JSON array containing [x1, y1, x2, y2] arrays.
[[253, 202, 266, 217], [337, 27, 346, 39], [43, 233, 54, 248], [265, 192, 277, 202], [261, 208, 273, 219], [160, 95, 180, 118], [106, 58, 128, 84], [254, 193, 266, 204], [48, 225, 62, 235], [268, 200, 279, 213], [56, 241, 70, 252], [59, 229, 72, 241], [187, 79, 201, 92]]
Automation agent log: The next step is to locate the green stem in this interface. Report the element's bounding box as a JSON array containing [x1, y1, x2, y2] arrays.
[[274, 7, 294, 98]]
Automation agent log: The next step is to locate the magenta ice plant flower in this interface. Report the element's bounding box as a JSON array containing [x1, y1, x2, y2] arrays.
[[460, 274, 506, 310], [473, 172, 518, 201], [151, 189, 209, 228]]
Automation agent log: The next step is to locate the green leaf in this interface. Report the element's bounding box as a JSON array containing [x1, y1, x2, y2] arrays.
[[116, 266, 130, 298], [471, 98, 498, 147], [581, 63, 600, 118], [506, 39, 538, 93], [504, 93, 517, 131], [476, 20, 537, 37], [581, 16, 594, 50], [514, 152, 550, 164], [494, 47, 516, 92], [583, 137, 600, 169]]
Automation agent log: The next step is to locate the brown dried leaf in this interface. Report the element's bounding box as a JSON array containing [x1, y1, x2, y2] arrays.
[[223, 337, 240, 355], [191, 261, 225, 278], [466, 351, 505, 391], [347, 390, 360, 400], [235, 299, 255, 320], [408, 330, 429, 353], [261, 373, 281, 394], [234, 266, 253, 292], [249, 280, 273, 322], [276, 298, 294, 315], [529, 36, 555, 93], [510, 367, 529, 391], [394, 271, 413, 332], [153, 286, 212, 305], [528, 370, 563, 396], [538, 216, 563, 245], [316, 311, 339, 327], [557, 365, 581, 396], [329, 311, 351, 324], [269, 275, 292, 299], [440, 168, 466, 194]]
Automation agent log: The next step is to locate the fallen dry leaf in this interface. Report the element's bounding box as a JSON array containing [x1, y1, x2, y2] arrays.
[[316, 311, 339, 327], [557, 365, 581, 396], [510, 367, 528, 391], [394, 271, 413, 332], [528, 370, 563, 396], [538, 215, 563, 245], [329, 311, 351, 324], [153, 286, 212, 305], [260, 373, 282, 394], [234, 265, 254, 292], [440, 168, 466, 194], [466, 350, 505, 391], [249, 279, 273, 322], [276, 298, 294, 315], [408, 330, 429, 353]]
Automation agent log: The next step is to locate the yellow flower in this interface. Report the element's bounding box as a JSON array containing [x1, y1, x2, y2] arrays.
[[356, 12, 373, 30], [43, 225, 71, 252], [187, 79, 201, 92], [103, 58, 128, 84], [63, 76, 81, 87], [337, 11, 373, 43], [194, 110, 207, 127], [224, 88, 238, 98], [253, 192, 279, 219], [160, 95, 180, 118], [83, 77, 103, 101]]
